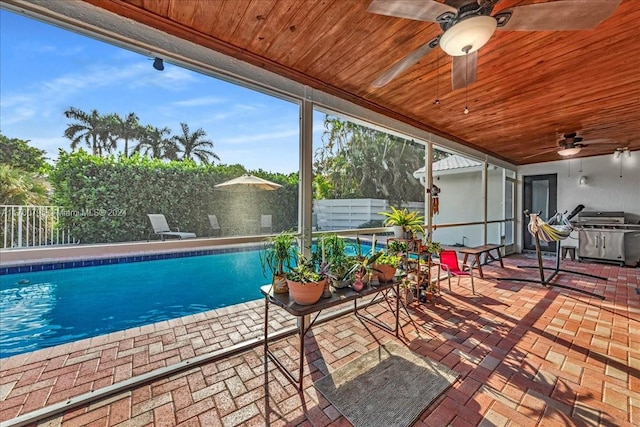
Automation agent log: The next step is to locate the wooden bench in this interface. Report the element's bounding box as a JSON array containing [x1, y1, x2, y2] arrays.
[[458, 244, 504, 278]]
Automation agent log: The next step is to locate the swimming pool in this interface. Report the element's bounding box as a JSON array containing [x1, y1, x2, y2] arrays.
[[0, 243, 374, 358]]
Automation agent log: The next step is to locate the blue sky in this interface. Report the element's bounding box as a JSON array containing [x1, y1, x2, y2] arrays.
[[0, 9, 317, 174]]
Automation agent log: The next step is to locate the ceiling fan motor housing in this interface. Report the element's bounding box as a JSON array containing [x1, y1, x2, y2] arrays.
[[561, 133, 584, 146], [438, 1, 497, 32]]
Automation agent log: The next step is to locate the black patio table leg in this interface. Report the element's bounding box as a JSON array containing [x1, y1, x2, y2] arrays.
[[264, 298, 319, 391], [354, 282, 402, 337]]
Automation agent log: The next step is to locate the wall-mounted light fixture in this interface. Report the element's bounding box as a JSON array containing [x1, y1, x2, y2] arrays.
[[614, 147, 630, 159], [152, 57, 164, 71], [579, 176, 588, 186]]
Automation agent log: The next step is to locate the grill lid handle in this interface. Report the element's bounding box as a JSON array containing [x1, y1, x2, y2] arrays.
[[567, 204, 585, 221]]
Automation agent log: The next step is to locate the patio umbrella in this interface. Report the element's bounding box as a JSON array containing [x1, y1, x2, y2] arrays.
[[214, 175, 281, 235], [214, 174, 282, 191]]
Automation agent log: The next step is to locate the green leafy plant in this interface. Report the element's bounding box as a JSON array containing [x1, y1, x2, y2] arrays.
[[379, 206, 425, 236], [348, 237, 384, 277], [424, 240, 442, 255], [286, 252, 325, 284], [386, 239, 406, 254], [374, 252, 402, 267], [317, 233, 357, 282], [260, 231, 296, 278]]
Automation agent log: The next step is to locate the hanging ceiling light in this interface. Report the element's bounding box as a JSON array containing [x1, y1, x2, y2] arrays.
[[153, 57, 164, 71], [557, 147, 581, 157], [439, 16, 497, 56]]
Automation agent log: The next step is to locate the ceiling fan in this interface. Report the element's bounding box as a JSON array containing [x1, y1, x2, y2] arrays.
[[556, 133, 586, 156], [524, 132, 619, 159], [368, 0, 621, 90]]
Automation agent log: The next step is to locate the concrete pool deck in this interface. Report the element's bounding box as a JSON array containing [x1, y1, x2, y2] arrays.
[[0, 255, 638, 426]]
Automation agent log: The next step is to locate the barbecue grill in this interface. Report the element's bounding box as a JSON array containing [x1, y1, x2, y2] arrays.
[[575, 211, 640, 266]]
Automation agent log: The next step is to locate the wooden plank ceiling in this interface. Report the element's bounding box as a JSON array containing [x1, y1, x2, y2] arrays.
[[82, 0, 640, 165]]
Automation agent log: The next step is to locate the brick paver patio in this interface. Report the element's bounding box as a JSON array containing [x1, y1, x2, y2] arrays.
[[1, 254, 638, 426]]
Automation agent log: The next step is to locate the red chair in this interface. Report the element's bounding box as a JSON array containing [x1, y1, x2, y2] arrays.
[[437, 250, 476, 295]]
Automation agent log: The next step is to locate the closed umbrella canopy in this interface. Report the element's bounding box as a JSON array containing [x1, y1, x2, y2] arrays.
[[214, 174, 282, 191]]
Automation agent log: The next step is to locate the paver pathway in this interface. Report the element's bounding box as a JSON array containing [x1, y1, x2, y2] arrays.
[[1, 255, 638, 426]]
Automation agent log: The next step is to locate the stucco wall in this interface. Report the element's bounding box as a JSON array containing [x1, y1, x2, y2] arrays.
[[516, 151, 640, 251]]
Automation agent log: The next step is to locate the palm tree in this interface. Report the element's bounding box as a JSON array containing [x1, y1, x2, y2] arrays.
[[133, 125, 173, 159], [63, 107, 104, 155], [63, 107, 118, 156], [171, 122, 219, 164], [0, 165, 49, 205], [96, 114, 119, 156], [110, 112, 140, 157]]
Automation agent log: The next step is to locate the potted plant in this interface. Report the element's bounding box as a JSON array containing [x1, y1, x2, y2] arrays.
[[349, 238, 384, 285], [260, 231, 296, 294], [319, 233, 356, 289], [400, 278, 415, 304], [386, 239, 406, 255], [422, 239, 442, 257], [328, 254, 356, 288], [371, 251, 402, 282], [379, 206, 425, 238], [285, 252, 327, 305]]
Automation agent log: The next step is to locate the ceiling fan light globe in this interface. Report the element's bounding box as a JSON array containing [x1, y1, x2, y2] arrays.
[[558, 147, 581, 156], [439, 15, 497, 56]]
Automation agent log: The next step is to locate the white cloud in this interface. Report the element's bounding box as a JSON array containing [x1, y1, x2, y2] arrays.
[[172, 96, 225, 107], [219, 127, 299, 145]]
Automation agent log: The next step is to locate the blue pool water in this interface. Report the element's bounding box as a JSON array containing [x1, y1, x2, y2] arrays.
[[0, 243, 374, 358]]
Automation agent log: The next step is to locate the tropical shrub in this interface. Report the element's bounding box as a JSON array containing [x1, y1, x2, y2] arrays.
[[49, 150, 298, 243]]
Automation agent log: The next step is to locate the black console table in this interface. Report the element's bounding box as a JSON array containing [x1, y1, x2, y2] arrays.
[[261, 281, 400, 390]]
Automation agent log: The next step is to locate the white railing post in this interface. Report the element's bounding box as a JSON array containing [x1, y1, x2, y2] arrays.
[[17, 206, 23, 247]]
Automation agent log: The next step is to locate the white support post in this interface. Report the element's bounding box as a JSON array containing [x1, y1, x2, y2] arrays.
[[299, 91, 314, 257]]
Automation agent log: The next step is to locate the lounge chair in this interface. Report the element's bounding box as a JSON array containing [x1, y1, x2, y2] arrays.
[[208, 214, 223, 236], [260, 214, 273, 234], [147, 214, 196, 240]]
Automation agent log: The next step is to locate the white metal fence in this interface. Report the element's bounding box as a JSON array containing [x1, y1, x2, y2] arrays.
[[1, 205, 78, 249]]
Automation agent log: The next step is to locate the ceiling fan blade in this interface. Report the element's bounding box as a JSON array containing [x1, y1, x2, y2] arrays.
[[368, 0, 456, 22], [498, 0, 621, 31], [522, 147, 560, 160], [445, 0, 477, 8], [451, 51, 477, 90], [372, 37, 439, 88], [583, 138, 622, 146]]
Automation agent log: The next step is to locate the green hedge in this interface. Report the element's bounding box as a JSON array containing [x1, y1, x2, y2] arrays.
[[49, 150, 298, 243]]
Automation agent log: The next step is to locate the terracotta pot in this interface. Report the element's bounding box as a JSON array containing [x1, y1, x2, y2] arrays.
[[373, 264, 397, 282], [287, 278, 326, 305], [272, 274, 289, 294]]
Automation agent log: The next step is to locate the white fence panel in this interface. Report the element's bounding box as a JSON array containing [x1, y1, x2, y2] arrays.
[[314, 199, 425, 231]]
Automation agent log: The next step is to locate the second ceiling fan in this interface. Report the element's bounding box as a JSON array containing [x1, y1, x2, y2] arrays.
[[523, 132, 620, 159], [369, 0, 621, 90]]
